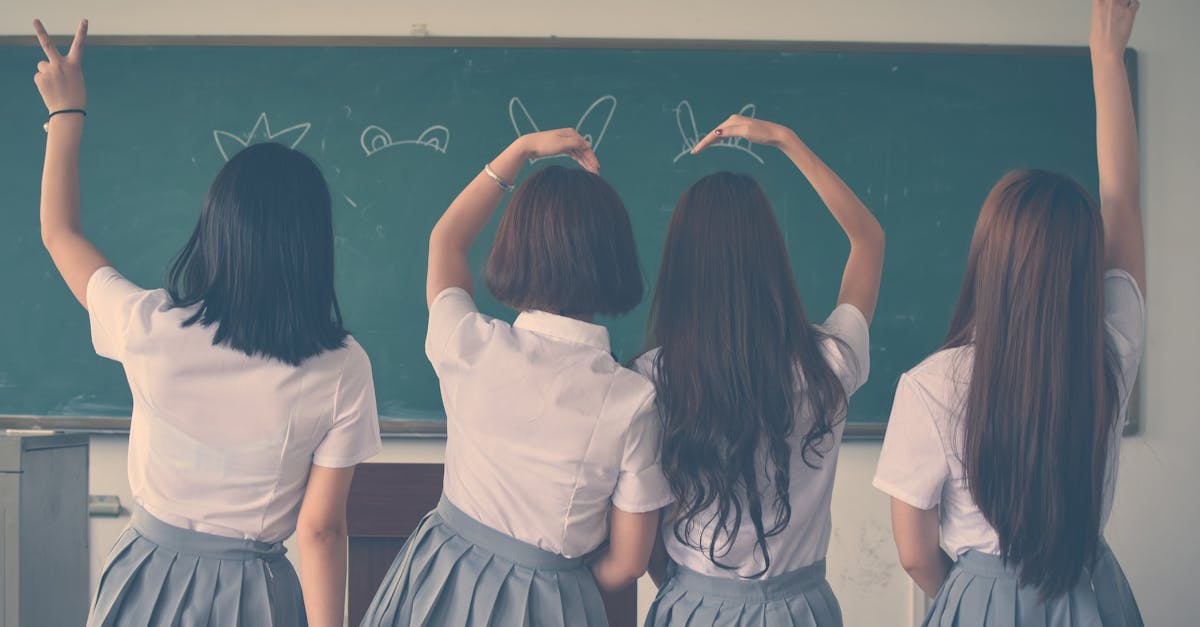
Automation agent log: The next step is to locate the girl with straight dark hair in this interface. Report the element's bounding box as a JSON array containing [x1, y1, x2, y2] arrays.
[[361, 130, 671, 626], [638, 115, 885, 626], [32, 20, 381, 627], [874, 1, 1145, 624]]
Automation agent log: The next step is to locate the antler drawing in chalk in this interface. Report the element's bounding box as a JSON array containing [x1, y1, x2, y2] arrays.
[[508, 95, 617, 163], [360, 124, 450, 156], [673, 101, 764, 164], [213, 112, 311, 162]]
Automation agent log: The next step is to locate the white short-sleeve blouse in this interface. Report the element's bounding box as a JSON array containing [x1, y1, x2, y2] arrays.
[[873, 270, 1146, 556], [88, 267, 383, 542], [426, 287, 673, 558], [635, 303, 872, 578]]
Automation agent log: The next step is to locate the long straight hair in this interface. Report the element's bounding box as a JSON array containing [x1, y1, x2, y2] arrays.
[[944, 169, 1118, 598], [647, 172, 847, 576], [168, 143, 347, 366]]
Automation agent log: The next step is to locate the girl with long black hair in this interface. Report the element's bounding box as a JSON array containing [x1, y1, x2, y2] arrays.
[[32, 20, 381, 627]]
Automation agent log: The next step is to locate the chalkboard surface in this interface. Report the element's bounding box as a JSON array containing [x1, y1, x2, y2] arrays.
[[0, 39, 1120, 433]]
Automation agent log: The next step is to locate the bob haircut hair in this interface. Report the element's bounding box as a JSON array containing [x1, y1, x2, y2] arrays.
[[944, 169, 1118, 598], [485, 165, 643, 316], [167, 142, 348, 366]]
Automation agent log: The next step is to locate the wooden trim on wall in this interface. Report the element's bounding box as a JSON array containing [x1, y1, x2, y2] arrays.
[[0, 34, 1097, 57]]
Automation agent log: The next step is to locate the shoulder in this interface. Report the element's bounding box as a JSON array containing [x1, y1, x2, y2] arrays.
[[896, 346, 972, 430], [630, 347, 660, 381]]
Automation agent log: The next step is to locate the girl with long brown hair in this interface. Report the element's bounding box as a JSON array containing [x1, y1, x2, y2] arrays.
[[874, 1, 1146, 624], [638, 117, 885, 626]]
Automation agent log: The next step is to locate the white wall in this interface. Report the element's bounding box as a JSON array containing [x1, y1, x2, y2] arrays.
[[12, 1, 1198, 625]]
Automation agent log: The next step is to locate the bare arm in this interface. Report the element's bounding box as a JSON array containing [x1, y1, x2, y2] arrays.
[[1090, 0, 1144, 290], [693, 116, 885, 323], [33, 19, 109, 308], [590, 506, 659, 593], [426, 130, 599, 306], [889, 498, 951, 598], [295, 465, 356, 627], [646, 512, 669, 587]]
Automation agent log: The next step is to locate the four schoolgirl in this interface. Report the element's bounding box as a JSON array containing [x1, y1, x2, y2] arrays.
[[30, 0, 1146, 624]]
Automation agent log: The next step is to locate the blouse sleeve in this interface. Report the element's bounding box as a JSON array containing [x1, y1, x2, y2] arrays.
[[1102, 269, 1147, 403], [312, 344, 383, 468], [820, 303, 871, 395], [611, 393, 674, 513], [86, 266, 149, 362], [425, 287, 482, 375], [872, 374, 950, 510]]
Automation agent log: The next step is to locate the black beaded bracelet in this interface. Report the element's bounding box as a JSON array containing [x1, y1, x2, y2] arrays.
[[43, 108, 87, 132]]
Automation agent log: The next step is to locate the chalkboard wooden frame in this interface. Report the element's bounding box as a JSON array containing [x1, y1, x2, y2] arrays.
[[0, 35, 1140, 439]]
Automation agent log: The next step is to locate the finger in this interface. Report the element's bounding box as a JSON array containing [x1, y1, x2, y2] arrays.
[[37, 60, 50, 73], [67, 19, 88, 62], [581, 148, 600, 173], [32, 19, 63, 61], [692, 126, 735, 153]]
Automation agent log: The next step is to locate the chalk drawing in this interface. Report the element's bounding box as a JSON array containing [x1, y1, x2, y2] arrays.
[[673, 101, 764, 164], [508, 95, 617, 163], [213, 112, 311, 161], [360, 124, 450, 156]]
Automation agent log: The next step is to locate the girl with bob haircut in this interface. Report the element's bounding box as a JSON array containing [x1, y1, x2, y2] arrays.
[[32, 20, 382, 627], [361, 129, 671, 626], [874, 1, 1146, 624], [638, 115, 885, 626]]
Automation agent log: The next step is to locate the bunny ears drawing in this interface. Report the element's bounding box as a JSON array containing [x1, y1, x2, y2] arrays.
[[509, 95, 617, 163], [674, 101, 763, 164]]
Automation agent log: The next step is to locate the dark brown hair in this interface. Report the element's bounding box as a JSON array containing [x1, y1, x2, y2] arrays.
[[646, 172, 848, 576], [485, 165, 643, 316], [945, 169, 1119, 598]]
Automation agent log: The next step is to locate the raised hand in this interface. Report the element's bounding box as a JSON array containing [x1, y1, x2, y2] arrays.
[[33, 19, 88, 114], [691, 114, 795, 155], [519, 128, 600, 174], [1090, 0, 1139, 59]]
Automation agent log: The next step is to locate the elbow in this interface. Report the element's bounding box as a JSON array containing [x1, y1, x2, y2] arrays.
[[296, 519, 348, 547], [897, 549, 934, 579]]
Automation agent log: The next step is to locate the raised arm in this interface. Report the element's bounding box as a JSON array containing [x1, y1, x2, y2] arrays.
[[693, 116, 885, 323], [1090, 0, 1144, 290], [426, 130, 599, 306], [33, 19, 109, 308]]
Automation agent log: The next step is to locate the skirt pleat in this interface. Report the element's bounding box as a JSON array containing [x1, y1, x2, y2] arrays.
[[645, 560, 842, 627], [87, 506, 305, 627], [922, 541, 1142, 627], [360, 496, 609, 627]]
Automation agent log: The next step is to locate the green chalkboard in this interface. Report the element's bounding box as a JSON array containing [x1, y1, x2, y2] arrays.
[[0, 38, 1121, 434]]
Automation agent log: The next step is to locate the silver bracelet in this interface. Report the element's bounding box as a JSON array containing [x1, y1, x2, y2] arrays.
[[483, 162, 515, 192]]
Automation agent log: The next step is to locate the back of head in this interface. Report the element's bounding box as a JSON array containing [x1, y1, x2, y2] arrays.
[[168, 142, 347, 366], [485, 165, 643, 316], [945, 169, 1118, 597], [647, 172, 847, 576]]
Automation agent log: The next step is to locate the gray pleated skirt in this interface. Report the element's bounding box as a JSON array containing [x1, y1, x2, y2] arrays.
[[88, 506, 306, 627], [645, 559, 842, 626], [359, 496, 609, 626], [924, 541, 1142, 627]]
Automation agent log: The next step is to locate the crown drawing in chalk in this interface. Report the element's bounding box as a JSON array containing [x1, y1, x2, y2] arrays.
[[213, 113, 311, 162], [673, 101, 764, 164], [360, 124, 450, 156], [508, 95, 617, 163]]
